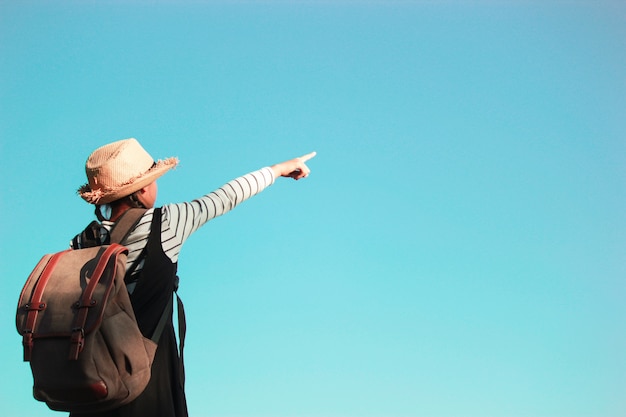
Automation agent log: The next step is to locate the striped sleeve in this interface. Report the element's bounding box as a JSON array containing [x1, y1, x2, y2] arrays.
[[160, 167, 275, 262]]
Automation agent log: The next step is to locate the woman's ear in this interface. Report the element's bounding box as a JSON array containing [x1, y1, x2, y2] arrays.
[[136, 182, 158, 208]]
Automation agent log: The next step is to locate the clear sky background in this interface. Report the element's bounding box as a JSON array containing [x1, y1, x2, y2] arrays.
[[1, 1, 624, 416]]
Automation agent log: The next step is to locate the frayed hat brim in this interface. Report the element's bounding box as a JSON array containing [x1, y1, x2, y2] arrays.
[[78, 157, 178, 204]]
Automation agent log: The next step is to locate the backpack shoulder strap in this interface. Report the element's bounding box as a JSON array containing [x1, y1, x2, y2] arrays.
[[109, 208, 147, 244]]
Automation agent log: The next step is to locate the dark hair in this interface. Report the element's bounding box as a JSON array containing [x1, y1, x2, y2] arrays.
[[94, 191, 146, 222]]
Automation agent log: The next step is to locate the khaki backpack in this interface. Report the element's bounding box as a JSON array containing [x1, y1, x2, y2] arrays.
[[16, 209, 167, 413]]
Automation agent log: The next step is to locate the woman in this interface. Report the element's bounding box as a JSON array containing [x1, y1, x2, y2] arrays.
[[71, 138, 315, 417]]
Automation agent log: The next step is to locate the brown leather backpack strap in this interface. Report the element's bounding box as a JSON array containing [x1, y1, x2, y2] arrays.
[[20, 250, 71, 361], [68, 244, 128, 360], [109, 208, 147, 244]]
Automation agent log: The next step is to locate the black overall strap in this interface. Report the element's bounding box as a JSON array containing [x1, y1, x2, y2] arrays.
[[111, 208, 185, 354], [107, 208, 172, 343]]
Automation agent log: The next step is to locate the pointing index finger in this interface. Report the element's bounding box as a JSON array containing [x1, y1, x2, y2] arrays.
[[299, 151, 317, 162]]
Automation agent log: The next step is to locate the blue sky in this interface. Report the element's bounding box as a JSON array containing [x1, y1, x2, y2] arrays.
[[1, 1, 624, 416]]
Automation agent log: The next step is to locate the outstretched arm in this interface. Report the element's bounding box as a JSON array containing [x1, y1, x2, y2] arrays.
[[159, 152, 317, 262], [271, 151, 317, 180]]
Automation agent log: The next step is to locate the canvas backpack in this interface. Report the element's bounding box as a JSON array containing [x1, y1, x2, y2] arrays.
[[16, 209, 170, 413]]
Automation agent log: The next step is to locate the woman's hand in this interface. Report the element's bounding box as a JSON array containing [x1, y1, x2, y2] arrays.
[[271, 152, 317, 180]]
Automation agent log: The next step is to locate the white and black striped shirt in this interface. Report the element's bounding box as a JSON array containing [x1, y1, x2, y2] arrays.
[[94, 167, 274, 291]]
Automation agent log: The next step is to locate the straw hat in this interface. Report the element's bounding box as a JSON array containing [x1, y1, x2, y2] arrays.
[[78, 138, 178, 204]]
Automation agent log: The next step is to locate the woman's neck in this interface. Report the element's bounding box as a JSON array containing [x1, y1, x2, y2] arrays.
[[109, 202, 134, 222]]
